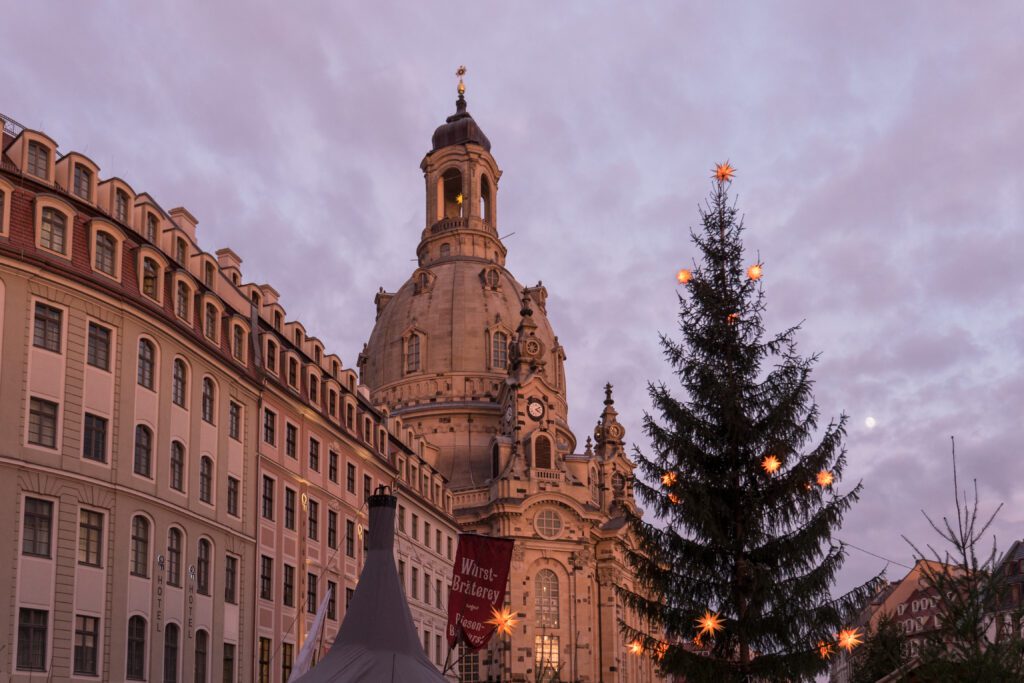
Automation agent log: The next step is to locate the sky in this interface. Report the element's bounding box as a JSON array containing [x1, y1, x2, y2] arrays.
[[2, 2, 1022, 597]]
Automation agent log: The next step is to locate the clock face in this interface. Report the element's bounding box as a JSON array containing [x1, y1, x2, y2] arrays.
[[525, 339, 542, 356], [527, 399, 545, 420], [608, 424, 623, 439]]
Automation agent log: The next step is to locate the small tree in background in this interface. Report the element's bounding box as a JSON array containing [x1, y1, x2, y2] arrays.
[[619, 166, 881, 682], [850, 613, 908, 683], [906, 438, 1024, 681]]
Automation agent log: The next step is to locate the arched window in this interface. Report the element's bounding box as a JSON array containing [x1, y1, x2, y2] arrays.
[[199, 457, 213, 504], [163, 623, 179, 682], [95, 232, 116, 276], [201, 378, 215, 423], [40, 207, 67, 254], [440, 243, 451, 258], [115, 189, 129, 223], [480, 174, 492, 223], [175, 281, 190, 320], [204, 303, 218, 340], [416, 271, 430, 293], [441, 168, 463, 219], [194, 629, 209, 683], [28, 141, 50, 179], [491, 444, 500, 479], [534, 435, 552, 469], [492, 331, 508, 369], [142, 258, 159, 299], [485, 269, 500, 289], [406, 334, 420, 373], [172, 359, 187, 407], [167, 528, 182, 587], [130, 516, 149, 577], [197, 539, 211, 595], [134, 425, 152, 477], [170, 441, 185, 492], [146, 213, 158, 242], [137, 339, 155, 389], [535, 569, 560, 627], [126, 615, 147, 680]]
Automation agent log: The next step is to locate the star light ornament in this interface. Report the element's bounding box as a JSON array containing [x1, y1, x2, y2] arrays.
[[676, 268, 693, 285], [747, 264, 763, 281], [838, 627, 864, 652], [661, 471, 678, 487], [816, 470, 834, 488], [761, 455, 782, 475], [713, 162, 736, 183], [628, 640, 645, 656], [486, 606, 518, 636], [696, 610, 725, 638], [818, 640, 835, 660]]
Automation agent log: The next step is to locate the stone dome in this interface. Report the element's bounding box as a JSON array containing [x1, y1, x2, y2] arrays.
[[360, 259, 559, 410], [430, 94, 491, 152]]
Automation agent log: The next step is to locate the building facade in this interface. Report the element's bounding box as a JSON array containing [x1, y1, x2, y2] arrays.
[[0, 112, 458, 682], [359, 87, 661, 682]]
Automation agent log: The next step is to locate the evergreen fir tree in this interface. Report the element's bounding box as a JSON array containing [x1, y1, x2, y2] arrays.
[[620, 167, 882, 682], [850, 614, 908, 683]]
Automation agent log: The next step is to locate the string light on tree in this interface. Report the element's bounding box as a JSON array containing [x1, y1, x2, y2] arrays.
[[837, 627, 864, 652], [713, 161, 736, 183], [761, 455, 782, 475], [676, 268, 693, 285], [486, 606, 518, 636], [816, 470, 834, 488], [695, 610, 725, 637]]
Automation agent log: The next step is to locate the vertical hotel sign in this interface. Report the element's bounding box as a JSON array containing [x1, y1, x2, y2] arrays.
[[446, 534, 515, 650]]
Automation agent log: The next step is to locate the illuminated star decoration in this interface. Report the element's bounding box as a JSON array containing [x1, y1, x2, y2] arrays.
[[628, 640, 644, 656], [668, 493, 681, 505], [816, 470, 834, 488], [747, 264, 763, 281], [713, 161, 736, 183], [676, 268, 693, 285], [761, 455, 782, 475], [695, 610, 725, 638], [456, 193, 464, 205], [654, 642, 669, 661], [486, 606, 518, 636], [661, 471, 678, 487], [818, 640, 835, 660], [727, 312, 740, 325], [838, 627, 864, 652]]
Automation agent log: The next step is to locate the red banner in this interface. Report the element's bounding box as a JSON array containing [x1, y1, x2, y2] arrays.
[[446, 533, 515, 650]]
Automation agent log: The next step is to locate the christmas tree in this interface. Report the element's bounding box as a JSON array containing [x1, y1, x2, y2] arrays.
[[620, 165, 882, 682]]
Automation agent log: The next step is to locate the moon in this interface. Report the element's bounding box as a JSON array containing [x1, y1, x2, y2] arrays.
[[865, 416, 877, 429]]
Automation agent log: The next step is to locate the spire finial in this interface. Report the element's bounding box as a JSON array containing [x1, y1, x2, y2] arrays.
[[604, 383, 614, 405], [456, 65, 467, 96]]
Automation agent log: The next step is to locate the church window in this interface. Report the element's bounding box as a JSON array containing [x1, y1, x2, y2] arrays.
[[535, 510, 563, 540], [535, 569, 560, 626], [406, 334, 420, 373], [534, 635, 560, 675], [485, 268, 500, 289], [491, 444, 500, 479], [491, 331, 508, 369], [534, 435, 553, 469], [480, 174, 492, 223], [441, 168, 463, 219], [440, 243, 451, 258]]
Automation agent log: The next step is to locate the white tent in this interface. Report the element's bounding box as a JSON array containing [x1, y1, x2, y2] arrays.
[[293, 491, 450, 683]]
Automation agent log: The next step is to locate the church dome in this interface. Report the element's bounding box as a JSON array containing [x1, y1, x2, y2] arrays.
[[430, 94, 491, 152], [360, 259, 558, 410]]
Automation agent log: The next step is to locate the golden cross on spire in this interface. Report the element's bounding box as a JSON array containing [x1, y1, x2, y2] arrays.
[[456, 65, 467, 95]]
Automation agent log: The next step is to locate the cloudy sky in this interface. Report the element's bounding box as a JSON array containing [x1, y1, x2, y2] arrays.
[[3, 2, 1022, 595]]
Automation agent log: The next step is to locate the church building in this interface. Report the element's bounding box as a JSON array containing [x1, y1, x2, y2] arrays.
[[359, 80, 661, 683]]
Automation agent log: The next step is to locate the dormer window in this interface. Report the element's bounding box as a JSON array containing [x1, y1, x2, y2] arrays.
[[28, 141, 49, 179], [94, 232, 116, 277], [204, 262, 214, 287], [204, 303, 219, 341], [332, 361, 340, 378], [175, 281, 191, 321], [274, 312, 283, 330], [294, 330, 302, 347], [231, 272, 239, 285], [406, 334, 421, 373], [146, 213, 158, 242], [142, 258, 160, 299], [329, 389, 337, 416], [251, 291, 261, 307], [176, 238, 187, 264], [232, 326, 245, 361], [309, 375, 319, 403], [314, 347, 321, 364], [74, 165, 93, 201], [115, 189, 129, 223], [266, 340, 278, 373], [288, 358, 298, 387], [40, 208, 67, 254]]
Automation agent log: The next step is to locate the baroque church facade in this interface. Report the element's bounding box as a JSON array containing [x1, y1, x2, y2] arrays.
[[359, 85, 661, 683]]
